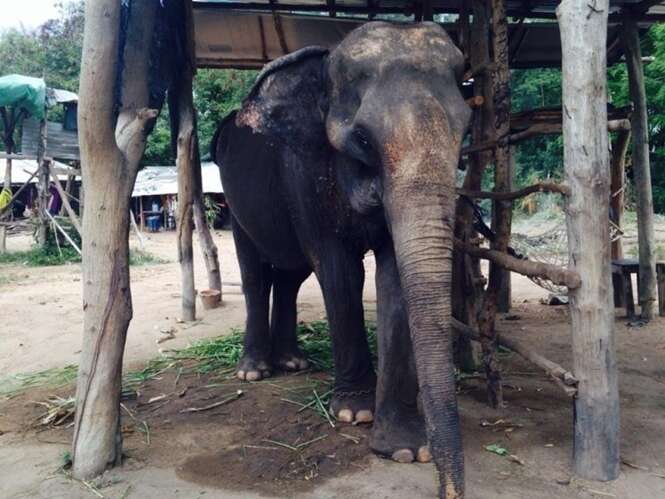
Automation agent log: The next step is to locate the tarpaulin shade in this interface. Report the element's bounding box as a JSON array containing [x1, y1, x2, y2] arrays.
[[0, 74, 46, 119]]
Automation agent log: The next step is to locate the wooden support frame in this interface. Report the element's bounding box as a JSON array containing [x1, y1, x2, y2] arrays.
[[557, 0, 619, 482]]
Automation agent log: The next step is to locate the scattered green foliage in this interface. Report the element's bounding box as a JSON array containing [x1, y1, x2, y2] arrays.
[[129, 250, 168, 266], [0, 364, 77, 396], [485, 444, 509, 456], [1, 321, 377, 397]]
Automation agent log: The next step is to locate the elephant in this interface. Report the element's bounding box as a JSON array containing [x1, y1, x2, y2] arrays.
[[212, 22, 471, 498]]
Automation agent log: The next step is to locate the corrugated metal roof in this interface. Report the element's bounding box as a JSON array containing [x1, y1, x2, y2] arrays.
[[132, 163, 223, 197], [193, 1, 664, 69]]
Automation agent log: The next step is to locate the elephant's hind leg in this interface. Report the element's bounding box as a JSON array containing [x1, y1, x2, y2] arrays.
[[370, 244, 431, 464], [270, 267, 312, 372], [232, 217, 273, 381]]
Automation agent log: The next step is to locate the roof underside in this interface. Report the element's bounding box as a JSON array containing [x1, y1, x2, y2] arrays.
[[192, 0, 664, 69]]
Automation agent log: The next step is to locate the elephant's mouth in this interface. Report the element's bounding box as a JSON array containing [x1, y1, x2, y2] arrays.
[[337, 155, 384, 215]]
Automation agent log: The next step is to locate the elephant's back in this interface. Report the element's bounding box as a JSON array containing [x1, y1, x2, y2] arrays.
[[214, 115, 309, 270]]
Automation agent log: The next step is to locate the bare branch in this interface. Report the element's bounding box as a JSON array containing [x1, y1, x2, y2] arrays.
[[457, 181, 570, 200], [454, 238, 582, 289]]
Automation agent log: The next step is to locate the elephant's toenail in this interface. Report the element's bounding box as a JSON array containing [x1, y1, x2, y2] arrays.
[[245, 371, 261, 381], [417, 446, 432, 463], [392, 449, 415, 463], [285, 360, 296, 369], [337, 409, 354, 423], [299, 359, 309, 369], [354, 410, 374, 423], [236, 370, 246, 380]]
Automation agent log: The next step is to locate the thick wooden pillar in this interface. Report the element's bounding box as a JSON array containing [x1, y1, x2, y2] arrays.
[[172, 0, 198, 322], [72, 0, 158, 479], [623, 17, 658, 319], [557, 0, 619, 481]]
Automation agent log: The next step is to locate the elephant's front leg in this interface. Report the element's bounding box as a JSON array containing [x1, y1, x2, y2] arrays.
[[370, 243, 431, 463], [316, 247, 376, 424]]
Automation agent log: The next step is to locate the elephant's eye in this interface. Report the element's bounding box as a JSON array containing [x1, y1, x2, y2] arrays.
[[352, 128, 371, 151]]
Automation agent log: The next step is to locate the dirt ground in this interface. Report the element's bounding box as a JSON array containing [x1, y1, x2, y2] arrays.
[[2, 228, 665, 499]]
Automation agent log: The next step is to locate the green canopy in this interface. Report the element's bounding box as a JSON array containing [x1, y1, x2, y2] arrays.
[[0, 74, 46, 120]]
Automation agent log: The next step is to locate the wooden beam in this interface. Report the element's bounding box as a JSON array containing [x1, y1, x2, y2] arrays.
[[457, 181, 569, 201], [454, 238, 582, 289], [451, 318, 578, 397], [49, 166, 82, 236], [557, 0, 619, 482], [623, 16, 658, 319]]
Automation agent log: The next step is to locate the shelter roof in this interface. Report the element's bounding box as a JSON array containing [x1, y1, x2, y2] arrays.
[[132, 163, 224, 198], [1, 159, 77, 184], [192, 0, 665, 69]]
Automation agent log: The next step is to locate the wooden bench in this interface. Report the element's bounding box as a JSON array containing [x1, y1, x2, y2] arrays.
[[612, 259, 665, 318]]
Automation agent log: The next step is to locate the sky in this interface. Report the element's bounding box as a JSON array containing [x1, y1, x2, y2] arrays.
[[0, 0, 60, 31]]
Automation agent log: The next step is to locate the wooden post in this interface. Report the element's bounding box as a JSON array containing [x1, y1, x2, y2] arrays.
[[497, 146, 515, 313], [452, 0, 492, 372], [476, 0, 512, 408], [557, 0, 619, 481], [49, 167, 82, 236], [193, 196, 222, 295], [37, 120, 49, 248], [623, 17, 658, 319], [171, 0, 198, 322], [72, 0, 158, 480], [610, 130, 630, 261]]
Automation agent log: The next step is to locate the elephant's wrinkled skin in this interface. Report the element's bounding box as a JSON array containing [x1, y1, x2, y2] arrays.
[[213, 22, 471, 498]]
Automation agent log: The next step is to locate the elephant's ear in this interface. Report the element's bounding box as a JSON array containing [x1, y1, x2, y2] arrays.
[[236, 46, 329, 150]]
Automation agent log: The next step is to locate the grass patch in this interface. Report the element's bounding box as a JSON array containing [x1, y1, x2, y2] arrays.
[[1, 364, 78, 396], [1, 320, 377, 397], [129, 250, 168, 266], [0, 248, 166, 267], [0, 247, 80, 266]]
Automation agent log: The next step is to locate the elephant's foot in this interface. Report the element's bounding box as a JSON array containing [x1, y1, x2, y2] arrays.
[[272, 346, 310, 372], [330, 388, 375, 424], [236, 353, 272, 381], [370, 413, 431, 464]]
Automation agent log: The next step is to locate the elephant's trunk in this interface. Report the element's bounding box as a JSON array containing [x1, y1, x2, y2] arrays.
[[382, 100, 465, 499]]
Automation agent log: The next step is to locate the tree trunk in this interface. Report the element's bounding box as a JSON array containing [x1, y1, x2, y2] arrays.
[[193, 197, 222, 294], [72, 0, 157, 480], [557, 0, 619, 481], [623, 17, 658, 319], [477, 0, 512, 409], [171, 1, 199, 323], [610, 130, 630, 261]]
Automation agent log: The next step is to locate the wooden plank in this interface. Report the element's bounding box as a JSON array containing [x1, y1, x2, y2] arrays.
[[557, 0, 619, 481]]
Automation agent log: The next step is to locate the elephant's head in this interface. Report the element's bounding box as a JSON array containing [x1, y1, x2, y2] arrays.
[[237, 21, 471, 498]]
